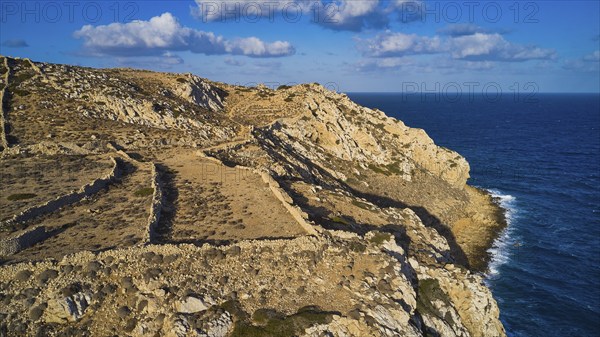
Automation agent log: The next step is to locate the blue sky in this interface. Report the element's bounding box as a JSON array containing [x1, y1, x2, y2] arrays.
[[0, 0, 599, 92]]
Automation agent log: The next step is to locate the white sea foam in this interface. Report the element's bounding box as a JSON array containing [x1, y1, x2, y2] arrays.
[[484, 188, 519, 282]]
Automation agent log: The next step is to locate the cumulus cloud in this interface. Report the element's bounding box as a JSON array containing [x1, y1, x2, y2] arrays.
[[2, 39, 28, 48], [358, 32, 442, 57], [583, 50, 600, 62], [354, 57, 414, 72], [115, 52, 184, 69], [192, 0, 423, 32], [353, 56, 496, 73], [437, 24, 490, 37], [448, 33, 555, 61], [74, 12, 294, 58], [316, 0, 387, 31], [360, 31, 555, 62], [563, 51, 600, 72]]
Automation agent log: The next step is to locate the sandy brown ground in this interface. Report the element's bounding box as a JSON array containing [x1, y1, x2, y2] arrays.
[[3, 159, 152, 263], [155, 149, 308, 244], [0, 156, 113, 223]]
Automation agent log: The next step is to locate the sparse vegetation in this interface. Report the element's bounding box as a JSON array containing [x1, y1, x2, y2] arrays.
[[368, 164, 388, 175], [368, 232, 392, 245], [351, 199, 371, 210], [348, 241, 367, 253], [329, 215, 349, 225], [416, 278, 453, 322], [10, 88, 30, 96], [374, 123, 386, 130], [230, 305, 333, 337], [13, 72, 33, 84], [134, 187, 154, 197], [7, 193, 37, 201], [385, 162, 404, 176]]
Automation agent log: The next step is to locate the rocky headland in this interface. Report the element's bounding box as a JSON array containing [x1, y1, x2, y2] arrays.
[[0, 55, 506, 336]]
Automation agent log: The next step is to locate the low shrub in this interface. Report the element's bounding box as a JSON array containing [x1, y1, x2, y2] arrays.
[[7, 193, 37, 201], [134, 188, 154, 197]]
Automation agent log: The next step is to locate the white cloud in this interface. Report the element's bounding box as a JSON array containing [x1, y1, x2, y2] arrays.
[[563, 51, 600, 72], [583, 50, 600, 62], [448, 33, 555, 61], [114, 52, 184, 69], [353, 56, 497, 73], [192, 0, 423, 31], [360, 31, 555, 62], [359, 32, 443, 57], [355, 57, 414, 72], [74, 12, 294, 58], [437, 24, 490, 37]]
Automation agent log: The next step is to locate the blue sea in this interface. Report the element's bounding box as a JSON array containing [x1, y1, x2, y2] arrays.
[[347, 93, 600, 337]]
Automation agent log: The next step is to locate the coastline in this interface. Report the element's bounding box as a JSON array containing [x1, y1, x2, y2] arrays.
[[451, 185, 509, 272]]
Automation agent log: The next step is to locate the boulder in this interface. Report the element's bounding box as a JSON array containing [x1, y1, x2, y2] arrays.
[[44, 292, 91, 323], [175, 296, 208, 314]]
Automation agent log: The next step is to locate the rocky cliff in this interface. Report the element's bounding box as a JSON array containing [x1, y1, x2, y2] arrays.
[[0, 55, 506, 337]]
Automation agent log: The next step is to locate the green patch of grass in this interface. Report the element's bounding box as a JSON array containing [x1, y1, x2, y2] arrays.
[[7, 193, 37, 201], [176, 77, 187, 83], [277, 85, 292, 90], [134, 188, 154, 197], [252, 309, 283, 325], [13, 72, 32, 84], [368, 232, 392, 245], [348, 241, 367, 253], [345, 177, 359, 186], [416, 278, 453, 323], [219, 300, 248, 321], [230, 305, 333, 337], [351, 199, 371, 210], [10, 88, 30, 96], [385, 162, 404, 176], [368, 164, 389, 176], [329, 215, 349, 225]]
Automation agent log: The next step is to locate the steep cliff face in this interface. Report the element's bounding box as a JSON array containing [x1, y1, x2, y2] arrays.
[[0, 56, 505, 337], [257, 84, 470, 187]]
